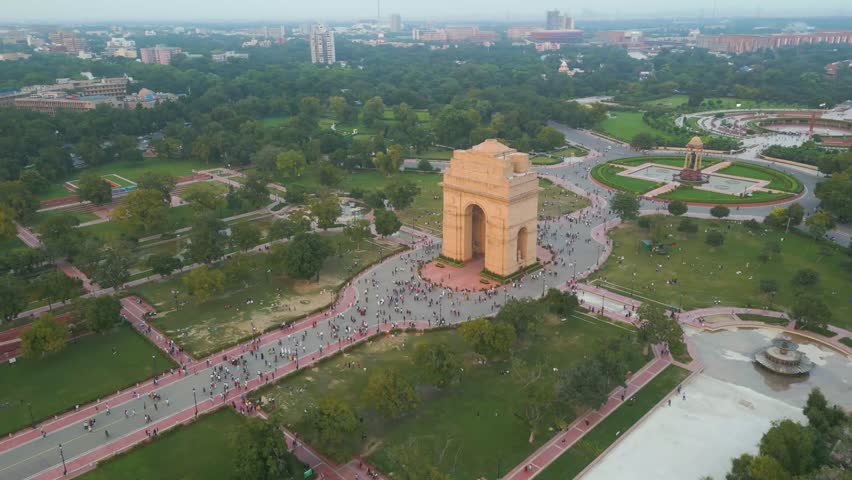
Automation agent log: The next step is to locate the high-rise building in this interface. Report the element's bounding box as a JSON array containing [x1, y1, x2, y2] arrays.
[[309, 25, 336, 64], [48, 31, 87, 54], [390, 14, 402, 32], [140, 45, 182, 65], [545, 10, 574, 30]]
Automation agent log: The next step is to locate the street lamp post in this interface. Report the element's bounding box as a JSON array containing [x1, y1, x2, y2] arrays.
[[59, 444, 67, 476], [151, 355, 156, 378], [192, 387, 198, 417]]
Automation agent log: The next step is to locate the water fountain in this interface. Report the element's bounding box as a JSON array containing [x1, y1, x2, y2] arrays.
[[753, 335, 815, 375]]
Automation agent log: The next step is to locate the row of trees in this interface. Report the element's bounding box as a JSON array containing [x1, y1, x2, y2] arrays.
[[19, 296, 122, 358]]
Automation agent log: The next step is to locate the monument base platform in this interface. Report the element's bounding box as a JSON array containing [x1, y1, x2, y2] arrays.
[[421, 246, 553, 292]]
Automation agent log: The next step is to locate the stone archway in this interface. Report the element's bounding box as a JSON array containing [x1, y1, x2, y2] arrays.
[[467, 204, 487, 258], [517, 226, 528, 262], [441, 139, 540, 277]]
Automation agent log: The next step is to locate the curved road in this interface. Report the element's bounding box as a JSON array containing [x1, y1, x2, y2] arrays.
[[0, 126, 840, 480]]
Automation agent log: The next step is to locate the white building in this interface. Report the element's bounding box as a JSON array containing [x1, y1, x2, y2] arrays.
[[310, 24, 336, 64]]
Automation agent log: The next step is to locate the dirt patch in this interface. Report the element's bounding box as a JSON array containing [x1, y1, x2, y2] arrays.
[[363, 333, 408, 354]]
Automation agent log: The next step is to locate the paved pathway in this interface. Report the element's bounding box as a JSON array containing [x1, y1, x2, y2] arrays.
[[2, 126, 847, 480]]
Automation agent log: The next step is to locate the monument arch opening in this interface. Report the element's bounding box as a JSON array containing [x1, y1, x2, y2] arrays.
[[467, 204, 487, 258], [517, 226, 528, 262]]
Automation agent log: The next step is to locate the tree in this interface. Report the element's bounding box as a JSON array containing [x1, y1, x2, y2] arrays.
[[610, 192, 640, 221], [268, 218, 303, 241], [790, 294, 831, 331], [636, 303, 685, 354], [343, 219, 371, 249], [678, 217, 698, 234], [76, 172, 112, 206], [373, 151, 402, 176], [803, 388, 846, 436], [535, 126, 565, 151], [413, 342, 462, 387], [310, 396, 358, 454], [184, 183, 224, 213], [328, 96, 352, 122], [317, 161, 344, 188], [384, 177, 421, 210], [495, 298, 546, 337], [727, 453, 757, 480], [0, 205, 15, 240], [283, 184, 307, 205], [792, 268, 820, 287], [276, 150, 307, 178], [147, 254, 182, 277], [136, 172, 176, 203], [20, 314, 67, 358], [279, 233, 331, 280], [0, 180, 38, 222], [233, 418, 303, 480], [518, 380, 552, 443], [364, 369, 419, 419], [93, 242, 132, 289], [667, 200, 688, 216], [112, 188, 169, 235], [19, 169, 49, 194], [37, 214, 84, 259], [786, 203, 805, 226], [630, 132, 655, 151], [309, 195, 341, 230], [764, 207, 790, 228], [758, 419, 816, 476], [38, 270, 81, 310], [230, 222, 262, 251], [706, 230, 725, 246], [814, 168, 852, 222], [239, 174, 270, 208], [0, 274, 26, 324], [556, 359, 610, 412], [457, 318, 516, 357], [543, 288, 580, 317], [362, 96, 386, 128], [710, 205, 730, 220], [748, 455, 792, 480], [78, 296, 122, 333], [188, 215, 226, 264], [374, 208, 402, 237], [805, 211, 835, 238], [183, 266, 225, 303], [416, 158, 434, 171]]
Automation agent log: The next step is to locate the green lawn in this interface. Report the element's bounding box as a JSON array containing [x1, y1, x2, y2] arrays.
[[79, 409, 309, 480], [0, 324, 175, 436], [0, 235, 27, 254], [253, 315, 647, 479], [614, 156, 720, 169], [641, 95, 803, 111], [591, 164, 662, 194], [540, 178, 591, 218], [27, 209, 99, 229], [597, 111, 674, 143], [716, 162, 803, 193], [657, 186, 793, 204], [591, 217, 852, 329], [38, 158, 210, 201], [532, 146, 589, 165], [411, 147, 453, 161], [132, 233, 401, 357], [736, 313, 789, 326], [536, 364, 689, 479]]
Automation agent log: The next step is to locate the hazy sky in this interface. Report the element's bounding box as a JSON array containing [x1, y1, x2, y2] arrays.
[[5, 0, 852, 22]]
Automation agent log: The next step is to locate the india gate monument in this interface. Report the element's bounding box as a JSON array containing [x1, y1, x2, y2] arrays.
[[440, 139, 539, 277]]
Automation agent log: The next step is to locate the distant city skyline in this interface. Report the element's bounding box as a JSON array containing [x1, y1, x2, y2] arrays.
[[3, 0, 852, 23]]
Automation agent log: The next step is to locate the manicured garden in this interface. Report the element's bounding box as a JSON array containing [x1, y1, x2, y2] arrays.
[[79, 409, 310, 480], [596, 111, 675, 143], [539, 178, 591, 218], [531, 146, 589, 165], [590, 163, 661, 194], [640, 95, 802, 111], [657, 186, 793, 204], [0, 324, 174, 436], [716, 162, 803, 193], [254, 314, 648, 479], [536, 364, 689, 479], [591, 216, 852, 330], [132, 233, 402, 357], [614, 156, 720, 169], [36, 158, 210, 201]]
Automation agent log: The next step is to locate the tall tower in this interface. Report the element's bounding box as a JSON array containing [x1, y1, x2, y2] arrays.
[[546, 10, 562, 30], [309, 25, 336, 64], [391, 14, 402, 32]]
